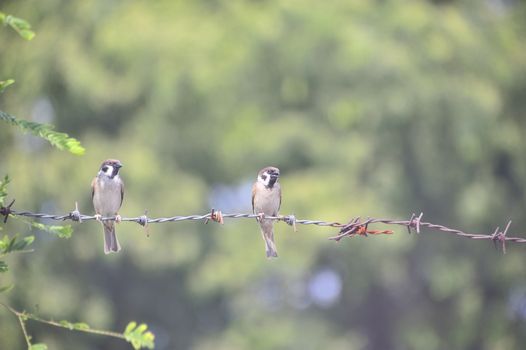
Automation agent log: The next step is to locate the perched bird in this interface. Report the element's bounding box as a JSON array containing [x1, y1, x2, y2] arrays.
[[92, 159, 124, 254], [252, 166, 281, 258]]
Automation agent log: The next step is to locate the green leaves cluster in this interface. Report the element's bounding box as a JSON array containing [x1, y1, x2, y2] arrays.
[[124, 322, 155, 350], [0, 234, 35, 293], [0, 234, 35, 255], [1, 12, 84, 155], [0, 174, 71, 298], [0, 111, 85, 155], [0, 175, 9, 206], [30, 222, 73, 239], [0, 12, 35, 40], [0, 303, 156, 350]]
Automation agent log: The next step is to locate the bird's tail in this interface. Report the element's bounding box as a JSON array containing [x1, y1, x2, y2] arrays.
[[260, 220, 278, 258], [103, 221, 121, 254]]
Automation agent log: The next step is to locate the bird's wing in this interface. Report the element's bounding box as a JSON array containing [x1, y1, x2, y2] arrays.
[[91, 177, 96, 200], [278, 185, 282, 213], [251, 182, 257, 213], [119, 179, 124, 208]]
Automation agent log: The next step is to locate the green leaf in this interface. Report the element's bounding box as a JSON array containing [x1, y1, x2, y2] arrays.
[[59, 320, 74, 330], [6, 235, 16, 252], [0, 111, 85, 155], [0, 79, 14, 93], [2, 13, 36, 40], [12, 235, 35, 251], [30, 344, 48, 350], [32, 222, 73, 239], [0, 260, 8, 272], [0, 234, 34, 254], [124, 322, 155, 350], [0, 235, 10, 251], [45, 319, 90, 335], [14, 235, 34, 250], [57, 320, 90, 330], [125, 321, 137, 334], [0, 175, 9, 206], [0, 284, 14, 293], [73, 322, 90, 331]]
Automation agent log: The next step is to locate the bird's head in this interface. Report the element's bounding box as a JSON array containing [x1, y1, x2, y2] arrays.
[[257, 166, 280, 188], [99, 159, 123, 179]]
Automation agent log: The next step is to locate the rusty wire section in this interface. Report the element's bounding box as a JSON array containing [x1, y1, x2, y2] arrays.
[[1, 200, 526, 254]]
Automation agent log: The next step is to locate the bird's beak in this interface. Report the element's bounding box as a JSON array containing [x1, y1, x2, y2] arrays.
[[116, 163, 123, 169]]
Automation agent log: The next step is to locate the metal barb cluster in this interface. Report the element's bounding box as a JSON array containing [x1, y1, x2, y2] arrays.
[[2, 201, 526, 254], [0, 199, 15, 223]]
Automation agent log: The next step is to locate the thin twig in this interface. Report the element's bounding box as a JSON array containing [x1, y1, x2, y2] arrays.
[[0, 302, 126, 342], [0, 303, 33, 348]]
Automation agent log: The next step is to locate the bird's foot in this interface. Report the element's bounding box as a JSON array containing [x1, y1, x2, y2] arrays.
[[115, 214, 122, 224], [94, 214, 102, 222], [256, 212, 265, 222]]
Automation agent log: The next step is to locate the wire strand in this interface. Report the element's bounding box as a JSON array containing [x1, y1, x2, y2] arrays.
[[1, 202, 525, 254]]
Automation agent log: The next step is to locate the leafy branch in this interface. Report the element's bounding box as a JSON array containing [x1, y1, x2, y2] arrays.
[[0, 233, 35, 256], [0, 12, 35, 40], [0, 176, 71, 294], [0, 233, 35, 293], [28, 222, 73, 239], [0, 111, 85, 155], [1, 12, 84, 155], [0, 303, 155, 350], [0, 176, 72, 239]]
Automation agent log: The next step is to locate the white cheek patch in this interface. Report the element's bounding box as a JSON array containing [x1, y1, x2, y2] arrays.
[[106, 165, 114, 176], [258, 173, 270, 187], [99, 165, 114, 177]]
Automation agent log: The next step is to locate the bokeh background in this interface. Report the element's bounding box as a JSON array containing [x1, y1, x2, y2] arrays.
[[1, 0, 526, 349]]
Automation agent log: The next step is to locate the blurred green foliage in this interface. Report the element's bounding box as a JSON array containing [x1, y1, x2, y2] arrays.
[[1, 0, 526, 349]]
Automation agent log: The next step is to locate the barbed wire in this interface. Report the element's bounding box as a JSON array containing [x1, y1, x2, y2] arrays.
[[1, 199, 525, 254]]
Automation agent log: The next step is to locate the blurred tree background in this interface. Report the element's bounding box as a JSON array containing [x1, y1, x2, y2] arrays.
[[1, 0, 526, 349]]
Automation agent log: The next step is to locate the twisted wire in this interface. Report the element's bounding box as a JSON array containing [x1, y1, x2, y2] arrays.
[[1, 201, 525, 253]]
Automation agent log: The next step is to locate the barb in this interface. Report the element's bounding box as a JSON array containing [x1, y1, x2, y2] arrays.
[[0, 198, 15, 223], [2, 201, 526, 254]]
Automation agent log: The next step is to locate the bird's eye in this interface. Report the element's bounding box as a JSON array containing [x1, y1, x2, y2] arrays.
[[102, 166, 108, 172]]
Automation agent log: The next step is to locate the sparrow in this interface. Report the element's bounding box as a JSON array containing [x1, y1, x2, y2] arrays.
[[252, 166, 281, 258], [91, 159, 124, 254]]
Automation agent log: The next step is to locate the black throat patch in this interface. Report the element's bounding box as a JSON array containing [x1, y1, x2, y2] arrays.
[[111, 166, 119, 179]]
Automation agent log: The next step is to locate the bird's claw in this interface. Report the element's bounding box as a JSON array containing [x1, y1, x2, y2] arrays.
[[256, 212, 265, 222], [115, 214, 122, 224], [94, 214, 102, 222]]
